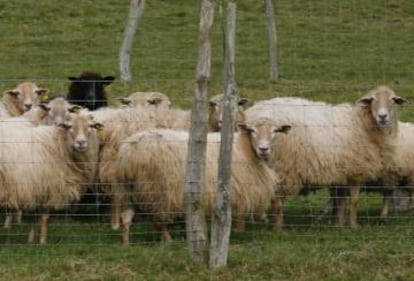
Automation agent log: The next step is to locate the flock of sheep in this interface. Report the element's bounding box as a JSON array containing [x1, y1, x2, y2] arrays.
[[0, 70, 412, 245]]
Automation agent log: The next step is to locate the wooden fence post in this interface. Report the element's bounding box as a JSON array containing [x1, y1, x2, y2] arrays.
[[119, 0, 146, 82], [184, 0, 215, 265], [264, 0, 279, 81], [209, 1, 237, 269]]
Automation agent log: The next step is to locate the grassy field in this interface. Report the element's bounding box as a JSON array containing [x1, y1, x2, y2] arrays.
[[1, 0, 414, 280]]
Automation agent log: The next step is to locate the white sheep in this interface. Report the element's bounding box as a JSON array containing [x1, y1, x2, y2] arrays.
[[103, 118, 282, 244], [0, 82, 49, 119], [378, 121, 414, 216], [2, 97, 82, 229], [353, 120, 414, 221], [244, 86, 406, 230], [90, 106, 191, 229], [34, 97, 82, 125], [0, 111, 103, 243], [117, 91, 171, 109], [10, 97, 82, 126], [208, 93, 249, 132], [95, 100, 248, 231], [117, 92, 249, 132]]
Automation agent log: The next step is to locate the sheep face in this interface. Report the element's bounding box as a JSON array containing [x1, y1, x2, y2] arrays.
[[67, 71, 115, 110], [4, 82, 48, 113], [38, 98, 82, 125], [209, 94, 249, 131], [238, 118, 291, 160], [357, 86, 407, 127], [58, 113, 103, 152], [117, 92, 171, 109]]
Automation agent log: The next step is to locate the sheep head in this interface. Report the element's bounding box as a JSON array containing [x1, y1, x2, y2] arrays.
[[57, 113, 103, 152], [4, 82, 49, 114], [238, 117, 291, 160], [67, 71, 115, 110], [117, 92, 171, 109], [357, 85, 407, 127], [209, 93, 249, 132], [38, 97, 82, 125]]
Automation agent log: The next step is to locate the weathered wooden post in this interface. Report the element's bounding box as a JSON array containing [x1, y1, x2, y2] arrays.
[[119, 0, 146, 82], [264, 0, 279, 81], [184, 0, 215, 264], [209, 1, 237, 269]]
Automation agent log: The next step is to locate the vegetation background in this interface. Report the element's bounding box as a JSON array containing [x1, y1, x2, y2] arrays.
[[0, 0, 414, 280]]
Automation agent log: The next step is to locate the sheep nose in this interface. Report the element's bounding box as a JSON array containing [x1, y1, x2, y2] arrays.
[[76, 140, 87, 148], [24, 104, 32, 111], [259, 146, 269, 153], [378, 114, 388, 121]]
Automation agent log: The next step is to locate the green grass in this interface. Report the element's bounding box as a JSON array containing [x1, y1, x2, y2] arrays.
[[1, 0, 414, 279], [0, 193, 414, 280], [1, 203, 414, 281]]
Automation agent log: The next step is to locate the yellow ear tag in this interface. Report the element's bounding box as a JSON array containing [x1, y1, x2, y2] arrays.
[[41, 92, 50, 102], [97, 127, 106, 140]]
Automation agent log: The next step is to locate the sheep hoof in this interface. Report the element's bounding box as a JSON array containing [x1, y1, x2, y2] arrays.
[[111, 222, 120, 231]]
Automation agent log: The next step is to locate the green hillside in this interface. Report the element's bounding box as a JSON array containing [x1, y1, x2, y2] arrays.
[[1, 0, 414, 111]]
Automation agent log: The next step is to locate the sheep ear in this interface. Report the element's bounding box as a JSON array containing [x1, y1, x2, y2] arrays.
[[238, 98, 249, 107], [393, 96, 408, 105], [237, 123, 254, 133], [117, 97, 132, 105], [6, 90, 19, 97], [35, 88, 49, 95], [68, 105, 82, 113], [36, 88, 50, 102], [209, 101, 217, 107], [148, 97, 163, 105], [274, 125, 291, 134], [38, 103, 50, 112], [57, 122, 71, 130], [357, 96, 374, 107], [103, 76, 115, 85], [68, 76, 79, 81]]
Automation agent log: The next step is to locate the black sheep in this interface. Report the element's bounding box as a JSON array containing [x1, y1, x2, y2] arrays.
[[67, 71, 115, 110]]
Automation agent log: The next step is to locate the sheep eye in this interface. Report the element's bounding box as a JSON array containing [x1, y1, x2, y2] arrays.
[[58, 123, 72, 130], [249, 128, 257, 134]]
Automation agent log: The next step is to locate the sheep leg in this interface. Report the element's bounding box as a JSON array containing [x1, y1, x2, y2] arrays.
[[28, 226, 36, 244], [110, 198, 121, 231], [121, 208, 135, 245], [329, 187, 338, 223], [234, 213, 246, 232], [380, 190, 392, 221], [259, 211, 269, 223], [27, 212, 37, 244], [4, 209, 24, 229], [16, 209, 23, 224], [331, 187, 346, 226], [3, 214, 12, 229], [39, 211, 50, 245], [349, 186, 360, 227], [152, 219, 173, 242], [408, 190, 414, 210], [270, 196, 284, 232]]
